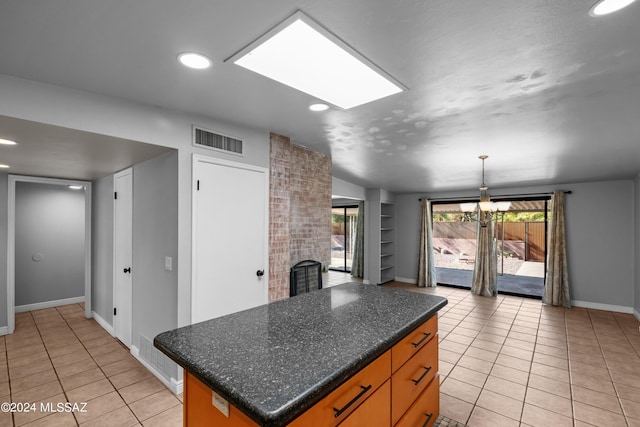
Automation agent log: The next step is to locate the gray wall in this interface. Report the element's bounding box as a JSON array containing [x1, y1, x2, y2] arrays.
[[0, 174, 7, 327], [91, 175, 114, 324], [395, 179, 635, 309], [15, 181, 85, 306], [132, 151, 179, 378]]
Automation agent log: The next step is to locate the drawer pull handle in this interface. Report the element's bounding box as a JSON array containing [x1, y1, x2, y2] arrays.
[[411, 366, 432, 385], [422, 412, 434, 427], [411, 332, 431, 348], [333, 384, 372, 418]]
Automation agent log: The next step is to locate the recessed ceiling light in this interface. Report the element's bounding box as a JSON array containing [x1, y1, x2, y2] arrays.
[[309, 103, 329, 112], [590, 0, 637, 15], [68, 185, 84, 190], [0, 164, 9, 168], [0, 138, 17, 145], [227, 11, 406, 110], [178, 52, 212, 69]]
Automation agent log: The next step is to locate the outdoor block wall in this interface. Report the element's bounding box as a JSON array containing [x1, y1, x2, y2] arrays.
[[269, 133, 332, 302]]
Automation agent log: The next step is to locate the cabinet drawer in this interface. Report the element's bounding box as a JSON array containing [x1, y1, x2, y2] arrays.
[[395, 376, 440, 427], [391, 315, 437, 373], [391, 337, 438, 425], [338, 380, 390, 427], [289, 351, 391, 427]]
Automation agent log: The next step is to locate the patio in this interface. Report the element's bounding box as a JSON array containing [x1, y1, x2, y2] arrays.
[[436, 261, 544, 298]]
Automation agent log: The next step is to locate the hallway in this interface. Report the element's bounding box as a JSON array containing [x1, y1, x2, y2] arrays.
[[0, 304, 181, 426]]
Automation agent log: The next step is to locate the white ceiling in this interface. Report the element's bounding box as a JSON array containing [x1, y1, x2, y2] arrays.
[[0, 0, 639, 191]]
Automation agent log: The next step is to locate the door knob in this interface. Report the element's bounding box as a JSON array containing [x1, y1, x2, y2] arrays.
[[256, 270, 264, 277], [123, 267, 131, 274]]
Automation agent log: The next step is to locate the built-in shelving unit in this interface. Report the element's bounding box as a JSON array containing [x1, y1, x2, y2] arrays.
[[380, 203, 395, 284], [365, 189, 395, 285]]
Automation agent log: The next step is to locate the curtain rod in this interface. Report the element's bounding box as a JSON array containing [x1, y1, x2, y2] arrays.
[[419, 190, 572, 202]]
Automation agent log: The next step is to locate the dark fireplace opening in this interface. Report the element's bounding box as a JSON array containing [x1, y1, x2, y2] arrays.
[[290, 260, 323, 297]]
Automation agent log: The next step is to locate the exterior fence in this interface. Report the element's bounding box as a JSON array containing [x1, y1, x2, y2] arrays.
[[433, 222, 546, 261]]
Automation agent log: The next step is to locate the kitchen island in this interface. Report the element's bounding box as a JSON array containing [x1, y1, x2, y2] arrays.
[[154, 282, 447, 427]]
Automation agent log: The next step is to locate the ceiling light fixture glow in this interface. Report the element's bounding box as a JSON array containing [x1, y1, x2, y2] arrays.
[[0, 138, 17, 145], [68, 185, 84, 190], [227, 11, 406, 109], [589, 0, 637, 15], [178, 52, 212, 69], [309, 103, 329, 112], [0, 164, 9, 168]]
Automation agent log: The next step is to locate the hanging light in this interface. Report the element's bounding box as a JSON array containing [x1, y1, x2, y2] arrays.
[[478, 155, 494, 212]]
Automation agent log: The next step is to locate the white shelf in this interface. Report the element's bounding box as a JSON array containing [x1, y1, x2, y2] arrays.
[[379, 203, 395, 284]]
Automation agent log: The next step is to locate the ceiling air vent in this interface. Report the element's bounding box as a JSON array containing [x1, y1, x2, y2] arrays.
[[192, 126, 243, 155]]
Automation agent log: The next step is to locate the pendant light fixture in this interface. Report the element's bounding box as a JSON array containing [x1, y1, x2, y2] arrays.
[[478, 155, 493, 212]]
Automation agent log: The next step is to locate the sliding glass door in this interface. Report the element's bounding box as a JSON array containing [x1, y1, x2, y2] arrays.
[[432, 199, 548, 297], [330, 206, 358, 272]]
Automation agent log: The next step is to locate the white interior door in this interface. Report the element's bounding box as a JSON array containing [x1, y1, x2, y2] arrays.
[[114, 168, 133, 347], [192, 156, 269, 323]]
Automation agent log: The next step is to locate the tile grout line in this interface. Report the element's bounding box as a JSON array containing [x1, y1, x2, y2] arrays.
[[54, 304, 144, 427]]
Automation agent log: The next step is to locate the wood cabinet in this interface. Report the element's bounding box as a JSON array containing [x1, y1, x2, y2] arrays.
[[183, 316, 439, 427], [288, 352, 391, 427]]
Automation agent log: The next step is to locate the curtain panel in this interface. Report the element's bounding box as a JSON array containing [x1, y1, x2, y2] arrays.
[[417, 199, 437, 287], [350, 201, 365, 278], [544, 191, 571, 307], [471, 210, 498, 296]]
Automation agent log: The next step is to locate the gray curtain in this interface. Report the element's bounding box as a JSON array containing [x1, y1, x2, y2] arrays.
[[417, 199, 436, 287], [471, 210, 497, 296], [351, 201, 365, 278], [544, 191, 571, 307]]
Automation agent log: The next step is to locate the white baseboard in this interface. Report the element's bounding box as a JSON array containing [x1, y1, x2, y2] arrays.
[[15, 296, 85, 313], [131, 345, 183, 395], [0, 326, 8, 337], [363, 279, 371, 285], [571, 300, 634, 314], [91, 311, 114, 336], [634, 308, 640, 322], [395, 277, 417, 284]]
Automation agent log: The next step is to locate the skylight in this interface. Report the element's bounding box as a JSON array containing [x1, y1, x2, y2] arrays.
[[227, 11, 405, 110]]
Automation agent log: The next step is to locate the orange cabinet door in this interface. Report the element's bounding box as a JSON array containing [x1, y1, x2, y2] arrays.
[[337, 380, 391, 427], [184, 372, 257, 427], [289, 351, 391, 427]]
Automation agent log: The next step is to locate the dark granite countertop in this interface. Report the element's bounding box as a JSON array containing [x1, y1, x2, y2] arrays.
[[154, 282, 447, 426]]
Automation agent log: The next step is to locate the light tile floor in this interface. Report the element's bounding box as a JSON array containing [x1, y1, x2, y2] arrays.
[[0, 304, 182, 427], [386, 282, 640, 427], [3, 279, 640, 427]]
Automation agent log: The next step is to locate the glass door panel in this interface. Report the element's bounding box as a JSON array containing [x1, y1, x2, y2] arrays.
[[345, 207, 358, 270], [494, 199, 548, 297], [330, 208, 346, 270], [432, 202, 478, 288], [330, 206, 359, 272]]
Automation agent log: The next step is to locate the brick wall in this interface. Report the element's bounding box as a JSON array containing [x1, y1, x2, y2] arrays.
[[269, 133, 332, 302]]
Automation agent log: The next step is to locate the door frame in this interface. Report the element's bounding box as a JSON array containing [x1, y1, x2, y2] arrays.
[[6, 174, 92, 335], [191, 154, 269, 324], [329, 205, 359, 273], [113, 167, 133, 346]]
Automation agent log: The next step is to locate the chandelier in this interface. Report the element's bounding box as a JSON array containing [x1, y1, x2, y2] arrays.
[[478, 155, 492, 211], [477, 155, 511, 212]]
